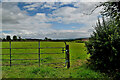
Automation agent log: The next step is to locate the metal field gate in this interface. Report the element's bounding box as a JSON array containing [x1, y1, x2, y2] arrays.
[[0, 41, 70, 68]]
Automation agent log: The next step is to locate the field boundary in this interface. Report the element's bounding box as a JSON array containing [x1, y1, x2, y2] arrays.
[[1, 41, 70, 68]]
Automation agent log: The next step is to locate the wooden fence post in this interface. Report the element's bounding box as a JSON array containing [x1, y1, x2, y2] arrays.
[[38, 41, 40, 67], [10, 41, 12, 67], [66, 45, 70, 69]]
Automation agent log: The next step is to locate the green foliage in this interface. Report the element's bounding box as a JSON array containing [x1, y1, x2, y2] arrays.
[[86, 17, 120, 78], [44, 37, 48, 40], [2, 38, 6, 41], [44, 37, 52, 41], [99, 2, 120, 20], [6, 35, 11, 41], [13, 35, 17, 41], [17, 36, 22, 41]]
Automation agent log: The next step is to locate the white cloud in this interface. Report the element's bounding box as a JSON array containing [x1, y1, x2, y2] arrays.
[[49, 4, 101, 25], [0, 3, 2, 38], [23, 2, 44, 10], [2, 2, 104, 39], [2, 3, 27, 24], [2, 2, 53, 38], [36, 13, 45, 16], [27, 7, 35, 10]]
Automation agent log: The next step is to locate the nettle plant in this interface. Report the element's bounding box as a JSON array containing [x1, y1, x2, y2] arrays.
[[86, 17, 120, 74]]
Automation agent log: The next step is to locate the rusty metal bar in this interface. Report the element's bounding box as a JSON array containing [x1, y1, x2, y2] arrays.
[[0, 58, 65, 61], [0, 47, 65, 49], [11, 59, 38, 60], [0, 53, 38, 55], [41, 62, 65, 65], [0, 53, 64, 55], [40, 53, 63, 54], [2, 63, 30, 66], [0, 48, 10, 49], [0, 48, 38, 49], [0, 59, 10, 60], [41, 47, 65, 49], [0, 59, 38, 60]]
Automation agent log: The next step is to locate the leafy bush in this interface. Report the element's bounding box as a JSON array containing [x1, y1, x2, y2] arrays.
[[85, 17, 120, 78]]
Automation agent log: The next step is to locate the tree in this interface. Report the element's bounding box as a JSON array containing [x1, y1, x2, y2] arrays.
[[85, 1, 120, 21], [18, 36, 22, 41], [44, 37, 48, 40], [100, 1, 120, 20], [2, 38, 6, 41], [13, 35, 17, 41], [86, 17, 120, 78], [6, 35, 11, 41], [0, 38, 2, 41], [48, 38, 52, 41]]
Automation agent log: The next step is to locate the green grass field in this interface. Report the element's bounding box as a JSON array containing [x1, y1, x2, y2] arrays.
[[1, 41, 108, 78]]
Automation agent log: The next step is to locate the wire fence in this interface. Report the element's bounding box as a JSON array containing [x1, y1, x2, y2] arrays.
[[0, 41, 70, 68]]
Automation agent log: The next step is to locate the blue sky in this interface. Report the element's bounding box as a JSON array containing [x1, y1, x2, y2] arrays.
[[17, 2, 85, 30], [1, 2, 103, 39], [18, 2, 77, 16]]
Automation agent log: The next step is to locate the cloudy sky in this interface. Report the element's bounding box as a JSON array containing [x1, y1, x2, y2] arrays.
[[1, 2, 104, 39]]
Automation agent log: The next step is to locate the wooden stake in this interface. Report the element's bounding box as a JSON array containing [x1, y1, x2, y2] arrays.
[[66, 45, 70, 69]]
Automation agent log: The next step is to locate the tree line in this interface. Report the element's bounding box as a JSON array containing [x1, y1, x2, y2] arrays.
[[2, 35, 22, 41], [2, 36, 53, 41]]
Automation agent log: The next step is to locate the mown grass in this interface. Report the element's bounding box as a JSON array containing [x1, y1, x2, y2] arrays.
[[1, 41, 108, 78]]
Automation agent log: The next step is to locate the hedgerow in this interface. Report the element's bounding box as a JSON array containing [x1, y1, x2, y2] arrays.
[[86, 17, 120, 78]]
